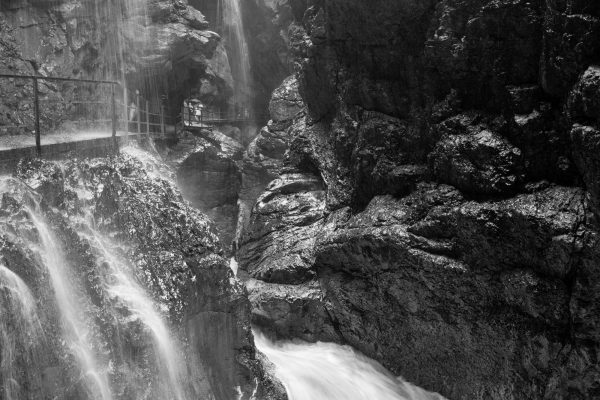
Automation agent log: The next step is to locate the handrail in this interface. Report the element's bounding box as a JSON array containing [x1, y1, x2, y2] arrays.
[[1, 73, 261, 153], [0, 73, 120, 86], [0, 73, 121, 154]]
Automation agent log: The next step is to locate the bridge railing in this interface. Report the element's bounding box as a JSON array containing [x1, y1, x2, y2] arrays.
[[181, 105, 267, 128], [125, 90, 180, 138], [0, 74, 183, 154], [0, 74, 121, 155]]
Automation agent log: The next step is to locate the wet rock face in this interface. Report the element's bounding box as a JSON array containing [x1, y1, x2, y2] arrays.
[[279, 0, 599, 210], [429, 115, 525, 195], [0, 149, 286, 400], [315, 185, 599, 399], [568, 66, 600, 219], [235, 76, 305, 249], [239, 172, 325, 284], [238, 171, 338, 343], [165, 131, 244, 252], [268, 75, 303, 126], [236, 0, 600, 399]]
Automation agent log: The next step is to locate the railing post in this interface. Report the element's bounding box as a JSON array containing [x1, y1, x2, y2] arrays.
[[160, 103, 165, 137], [123, 86, 129, 137], [33, 77, 41, 156], [111, 85, 118, 153], [136, 90, 141, 134], [145, 100, 150, 135]]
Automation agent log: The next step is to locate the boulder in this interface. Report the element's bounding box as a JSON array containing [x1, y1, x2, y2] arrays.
[[246, 278, 338, 343], [174, 131, 244, 251], [238, 172, 325, 284], [429, 117, 524, 195]]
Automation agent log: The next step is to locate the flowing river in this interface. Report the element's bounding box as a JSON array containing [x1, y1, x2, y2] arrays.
[[255, 332, 446, 400]]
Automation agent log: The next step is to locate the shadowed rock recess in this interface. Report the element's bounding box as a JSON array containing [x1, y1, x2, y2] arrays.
[[236, 0, 600, 399]]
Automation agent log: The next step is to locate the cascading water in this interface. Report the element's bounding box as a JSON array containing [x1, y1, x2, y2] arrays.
[[27, 207, 114, 400], [254, 331, 447, 400], [80, 217, 188, 400], [0, 264, 42, 400], [0, 153, 208, 400], [220, 0, 252, 109]]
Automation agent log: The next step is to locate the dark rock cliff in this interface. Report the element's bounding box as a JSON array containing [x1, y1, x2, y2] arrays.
[[237, 0, 600, 399]]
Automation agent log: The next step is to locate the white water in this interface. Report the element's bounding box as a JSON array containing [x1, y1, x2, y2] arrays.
[[254, 332, 446, 400], [229, 257, 239, 277], [0, 265, 42, 400], [220, 0, 252, 106], [27, 209, 114, 400], [80, 217, 187, 400], [121, 142, 176, 183], [0, 265, 39, 330]]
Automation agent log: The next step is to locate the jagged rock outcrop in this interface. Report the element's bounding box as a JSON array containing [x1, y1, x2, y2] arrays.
[[237, 0, 600, 399], [235, 76, 304, 248], [238, 171, 338, 343], [246, 278, 338, 343], [568, 66, 600, 220], [239, 172, 325, 284], [163, 130, 244, 251], [278, 0, 598, 210], [314, 185, 598, 399], [429, 115, 525, 195]]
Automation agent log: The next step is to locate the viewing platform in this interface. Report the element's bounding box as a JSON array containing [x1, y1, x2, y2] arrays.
[[181, 104, 265, 131], [0, 74, 265, 175]]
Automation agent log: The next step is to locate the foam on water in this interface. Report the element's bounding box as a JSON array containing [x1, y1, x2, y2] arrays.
[[254, 331, 447, 400]]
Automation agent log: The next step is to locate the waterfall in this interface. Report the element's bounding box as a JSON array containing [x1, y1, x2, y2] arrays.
[[254, 331, 447, 400], [229, 257, 239, 277], [27, 208, 114, 400], [0, 265, 42, 400], [80, 218, 188, 400], [220, 0, 252, 108]]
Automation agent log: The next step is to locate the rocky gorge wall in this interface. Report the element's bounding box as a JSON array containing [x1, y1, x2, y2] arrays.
[[2, 0, 599, 398], [0, 145, 286, 400], [234, 0, 600, 399]]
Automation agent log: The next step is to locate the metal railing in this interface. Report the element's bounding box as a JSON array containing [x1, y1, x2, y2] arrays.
[[0, 74, 272, 157], [181, 105, 266, 129], [126, 90, 179, 137], [0, 74, 120, 155], [0, 74, 184, 155]]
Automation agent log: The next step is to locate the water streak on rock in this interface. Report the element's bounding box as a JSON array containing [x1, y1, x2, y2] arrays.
[[0, 264, 42, 400], [81, 217, 188, 400], [27, 207, 114, 400]]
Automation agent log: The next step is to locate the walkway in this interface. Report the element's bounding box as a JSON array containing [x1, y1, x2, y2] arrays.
[[0, 130, 149, 174], [0, 130, 131, 151]]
